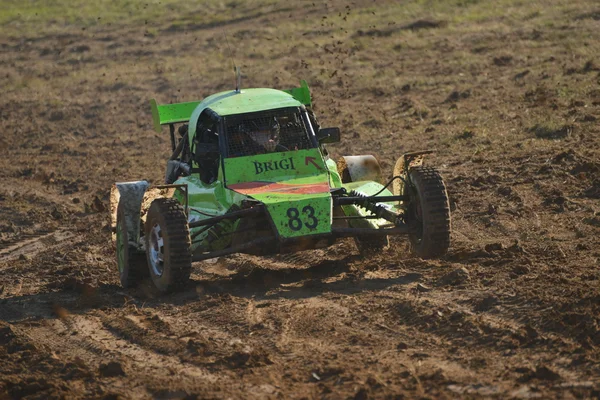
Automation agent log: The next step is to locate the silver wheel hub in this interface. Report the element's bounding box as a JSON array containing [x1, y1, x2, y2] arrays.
[[149, 223, 164, 276]]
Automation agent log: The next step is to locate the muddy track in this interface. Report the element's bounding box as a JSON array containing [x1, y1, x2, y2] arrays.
[[2, 0, 600, 398]]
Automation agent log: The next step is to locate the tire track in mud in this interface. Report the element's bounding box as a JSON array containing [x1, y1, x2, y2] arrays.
[[0, 229, 75, 263], [21, 312, 227, 397], [377, 286, 600, 391], [160, 285, 503, 396], [226, 275, 597, 396]]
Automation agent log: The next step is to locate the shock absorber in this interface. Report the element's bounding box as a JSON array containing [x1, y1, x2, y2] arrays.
[[349, 190, 400, 224]]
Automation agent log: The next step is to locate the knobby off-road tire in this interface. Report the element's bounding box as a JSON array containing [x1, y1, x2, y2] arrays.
[[144, 198, 192, 293], [405, 166, 451, 259], [116, 202, 148, 288]]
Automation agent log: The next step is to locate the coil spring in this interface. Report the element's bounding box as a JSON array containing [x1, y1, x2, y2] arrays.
[[349, 190, 391, 219]]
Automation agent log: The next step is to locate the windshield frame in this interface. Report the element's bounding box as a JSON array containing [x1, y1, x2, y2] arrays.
[[222, 106, 318, 158]]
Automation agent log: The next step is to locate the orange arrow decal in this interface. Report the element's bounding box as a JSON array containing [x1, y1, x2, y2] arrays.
[[305, 156, 322, 170]]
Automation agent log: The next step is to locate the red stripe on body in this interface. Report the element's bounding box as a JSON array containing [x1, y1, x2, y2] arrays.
[[228, 181, 330, 195]]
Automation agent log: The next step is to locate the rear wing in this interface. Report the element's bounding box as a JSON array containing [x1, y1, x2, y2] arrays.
[[150, 99, 201, 133], [150, 80, 311, 133], [283, 80, 312, 107]]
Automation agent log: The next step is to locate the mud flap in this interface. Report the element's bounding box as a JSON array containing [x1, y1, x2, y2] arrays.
[[110, 181, 149, 246], [392, 150, 434, 197]]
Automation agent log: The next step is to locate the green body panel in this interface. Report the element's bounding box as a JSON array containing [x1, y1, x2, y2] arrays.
[[281, 80, 312, 107], [253, 192, 331, 239], [325, 158, 343, 188], [223, 148, 326, 185], [205, 87, 306, 116], [173, 170, 247, 252], [150, 99, 202, 133], [171, 150, 397, 250], [223, 149, 331, 238]]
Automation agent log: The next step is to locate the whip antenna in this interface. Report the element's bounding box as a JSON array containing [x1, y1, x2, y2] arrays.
[[222, 30, 241, 92], [235, 66, 241, 93]]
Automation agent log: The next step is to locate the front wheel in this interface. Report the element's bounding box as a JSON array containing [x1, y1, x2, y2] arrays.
[[144, 198, 192, 293], [404, 166, 451, 258]]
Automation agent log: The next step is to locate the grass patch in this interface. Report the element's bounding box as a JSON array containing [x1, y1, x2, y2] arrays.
[[0, 0, 282, 36]]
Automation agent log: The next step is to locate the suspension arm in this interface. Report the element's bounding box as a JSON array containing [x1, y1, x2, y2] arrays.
[[188, 206, 264, 229]]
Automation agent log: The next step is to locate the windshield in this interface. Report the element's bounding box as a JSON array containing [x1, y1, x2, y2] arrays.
[[224, 108, 315, 157]]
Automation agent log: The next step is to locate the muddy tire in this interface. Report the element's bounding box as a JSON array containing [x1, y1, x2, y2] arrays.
[[116, 202, 148, 288], [405, 166, 451, 258], [144, 198, 192, 293]]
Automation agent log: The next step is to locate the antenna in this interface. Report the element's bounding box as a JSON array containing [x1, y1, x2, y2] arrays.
[[235, 66, 241, 93], [222, 30, 241, 93]]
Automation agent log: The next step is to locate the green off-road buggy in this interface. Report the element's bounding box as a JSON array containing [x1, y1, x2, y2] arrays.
[[110, 80, 451, 293]]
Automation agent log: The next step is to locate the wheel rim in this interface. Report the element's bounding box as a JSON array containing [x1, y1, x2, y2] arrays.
[[149, 223, 164, 277], [116, 219, 126, 273]]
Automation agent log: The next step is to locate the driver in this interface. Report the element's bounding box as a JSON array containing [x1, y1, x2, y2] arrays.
[[233, 117, 287, 156], [248, 117, 282, 153]]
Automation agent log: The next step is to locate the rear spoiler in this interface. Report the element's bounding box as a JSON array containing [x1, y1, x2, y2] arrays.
[[150, 80, 312, 133], [150, 99, 201, 133], [282, 80, 312, 107]]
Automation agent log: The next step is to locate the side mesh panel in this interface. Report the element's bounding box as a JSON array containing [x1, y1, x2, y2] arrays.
[[225, 108, 313, 157]]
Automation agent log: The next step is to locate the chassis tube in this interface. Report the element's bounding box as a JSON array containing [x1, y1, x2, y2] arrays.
[[333, 195, 410, 205], [331, 226, 412, 236], [192, 236, 273, 261], [188, 206, 263, 229]]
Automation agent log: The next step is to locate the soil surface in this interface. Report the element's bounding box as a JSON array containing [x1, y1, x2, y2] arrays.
[[1, 0, 600, 398]]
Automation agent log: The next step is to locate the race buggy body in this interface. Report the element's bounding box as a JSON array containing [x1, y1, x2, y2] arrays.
[[111, 80, 451, 293]]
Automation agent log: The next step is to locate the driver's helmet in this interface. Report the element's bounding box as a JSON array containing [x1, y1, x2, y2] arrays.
[[244, 117, 280, 152]]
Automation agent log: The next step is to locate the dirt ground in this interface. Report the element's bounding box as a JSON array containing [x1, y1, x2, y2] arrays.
[[1, 0, 600, 398]]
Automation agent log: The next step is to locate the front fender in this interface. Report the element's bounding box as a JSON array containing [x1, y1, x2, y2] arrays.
[[392, 150, 434, 196], [110, 181, 149, 246]]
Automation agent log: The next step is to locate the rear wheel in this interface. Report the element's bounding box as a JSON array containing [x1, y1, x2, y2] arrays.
[[116, 202, 148, 288], [405, 166, 451, 258], [144, 198, 192, 293]]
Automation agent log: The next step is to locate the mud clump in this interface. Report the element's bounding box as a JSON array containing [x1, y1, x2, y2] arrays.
[[4, 378, 57, 399], [445, 90, 471, 103], [0, 322, 17, 345], [519, 365, 561, 382], [98, 361, 126, 377], [437, 267, 470, 286], [583, 180, 600, 198], [224, 346, 273, 369], [403, 19, 447, 30], [485, 243, 505, 253], [493, 55, 513, 66], [583, 216, 600, 227], [474, 295, 500, 312], [87, 196, 107, 213], [70, 45, 90, 53], [528, 123, 571, 139], [48, 111, 65, 121]]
